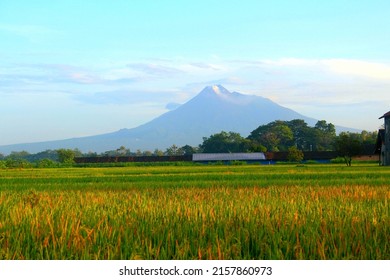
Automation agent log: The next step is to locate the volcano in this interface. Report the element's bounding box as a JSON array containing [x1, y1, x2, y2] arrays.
[[0, 85, 352, 154]]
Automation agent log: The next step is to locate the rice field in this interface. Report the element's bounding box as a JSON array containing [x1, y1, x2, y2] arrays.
[[0, 164, 389, 259]]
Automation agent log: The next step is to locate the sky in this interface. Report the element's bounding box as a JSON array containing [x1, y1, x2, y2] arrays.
[[1, 0, 390, 146]]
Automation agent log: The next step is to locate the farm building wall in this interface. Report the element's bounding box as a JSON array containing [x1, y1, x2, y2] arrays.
[[384, 117, 390, 165], [265, 151, 338, 161], [378, 111, 390, 166]]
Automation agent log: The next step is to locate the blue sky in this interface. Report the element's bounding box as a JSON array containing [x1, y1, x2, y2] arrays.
[[1, 0, 390, 146]]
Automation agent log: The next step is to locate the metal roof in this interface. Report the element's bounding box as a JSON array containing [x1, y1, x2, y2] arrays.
[[192, 153, 266, 161], [379, 111, 390, 119]]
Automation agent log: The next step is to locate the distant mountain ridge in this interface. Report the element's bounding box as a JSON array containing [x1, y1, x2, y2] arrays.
[[0, 85, 358, 154]]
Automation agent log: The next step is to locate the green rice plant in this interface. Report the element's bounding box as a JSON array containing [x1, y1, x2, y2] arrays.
[[0, 164, 389, 259]]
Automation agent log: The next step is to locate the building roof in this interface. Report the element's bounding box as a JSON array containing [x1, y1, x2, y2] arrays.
[[379, 111, 390, 119], [192, 153, 266, 162]]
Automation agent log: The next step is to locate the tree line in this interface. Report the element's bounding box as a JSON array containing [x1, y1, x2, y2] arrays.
[[0, 119, 378, 167]]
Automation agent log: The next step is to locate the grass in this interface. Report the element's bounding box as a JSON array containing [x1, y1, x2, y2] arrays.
[[0, 164, 389, 259]]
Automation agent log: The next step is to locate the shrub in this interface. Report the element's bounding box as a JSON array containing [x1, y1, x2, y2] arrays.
[[287, 146, 304, 162], [0, 161, 6, 169], [36, 159, 59, 168], [305, 160, 319, 164], [231, 160, 246, 165], [5, 158, 32, 168], [330, 157, 346, 164], [57, 149, 75, 165]]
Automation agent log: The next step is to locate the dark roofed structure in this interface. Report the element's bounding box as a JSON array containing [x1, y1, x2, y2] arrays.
[[378, 111, 390, 166], [379, 111, 390, 119]]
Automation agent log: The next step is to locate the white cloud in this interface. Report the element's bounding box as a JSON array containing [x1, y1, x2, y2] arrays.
[[321, 59, 390, 80], [126, 63, 184, 76], [256, 58, 390, 80]]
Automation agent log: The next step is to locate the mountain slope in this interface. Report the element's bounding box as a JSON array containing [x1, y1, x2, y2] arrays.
[[0, 85, 355, 154], [129, 85, 318, 144]]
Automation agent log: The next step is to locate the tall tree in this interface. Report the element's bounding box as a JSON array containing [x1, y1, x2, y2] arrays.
[[287, 119, 312, 150], [56, 149, 76, 164], [248, 121, 293, 152], [165, 144, 180, 155], [287, 146, 304, 162], [116, 146, 131, 156], [334, 132, 362, 166], [201, 131, 250, 153], [179, 145, 198, 155], [153, 149, 164, 156], [314, 120, 336, 151]]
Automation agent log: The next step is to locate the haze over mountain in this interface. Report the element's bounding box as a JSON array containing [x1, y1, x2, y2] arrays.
[[0, 85, 357, 154]]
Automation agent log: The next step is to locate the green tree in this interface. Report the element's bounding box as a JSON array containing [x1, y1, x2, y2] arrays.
[[56, 149, 76, 165], [36, 158, 58, 168], [179, 145, 197, 155], [287, 119, 312, 150], [201, 131, 250, 153], [153, 149, 164, 156], [334, 132, 362, 166], [116, 146, 131, 156], [248, 121, 293, 152], [165, 144, 180, 156], [287, 146, 304, 162], [314, 120, 336, 151], [5, 158, 32, 168], [142, 150, 153, 156], [8, 151, 30, 159], [247, 142, 267, 152], [359, 130, 378, 154]]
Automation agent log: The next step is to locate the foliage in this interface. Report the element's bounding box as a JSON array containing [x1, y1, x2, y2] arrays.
[[248, 119, 338, 152], [36, 158, 59, 168], [4, 158, 33, 168], [56, 149, 76, 165], [200, 131, 250, 153], [330, 157, 347, 164], [304, 160, 319, 164], [287, 146, 304, 162], [248, 121, 293, 152], [179, 145, 198, 155], [0, 164, 388, 260], [334, 132, 363, 166], [7, 150, 31, 159], [286, 119, 314, 150], [103, 146, 131, 156], [314, 120, 336, 151], [165, 144, 180, 155], [153, 149, 164, 156], [24, 150, 59, 162]]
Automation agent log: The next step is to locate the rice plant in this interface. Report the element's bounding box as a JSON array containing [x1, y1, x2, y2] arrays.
[[0, 164, 389, 259]]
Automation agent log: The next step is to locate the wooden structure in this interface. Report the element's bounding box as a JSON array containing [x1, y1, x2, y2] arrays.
[[377, 111, 390, 165]]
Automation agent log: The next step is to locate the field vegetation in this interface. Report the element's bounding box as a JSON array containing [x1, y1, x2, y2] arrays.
[[0, 164, 389, 259]]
